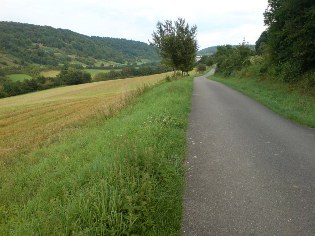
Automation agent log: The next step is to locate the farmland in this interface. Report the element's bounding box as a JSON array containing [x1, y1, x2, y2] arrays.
[[0, 73, 193, 235], [40, 70, 60, 77], [0, 73, 169, 166], [85, 68, 120, 78]]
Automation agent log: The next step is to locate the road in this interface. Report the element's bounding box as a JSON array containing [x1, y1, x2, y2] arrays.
[[182, 73, 315, 235]]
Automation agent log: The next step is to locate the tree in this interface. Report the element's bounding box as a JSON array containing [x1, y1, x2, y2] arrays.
[[255, 30, 268, 55], [214, 41, 253, 76], [152, 18, 198, 77], [58, 66, 91, 85], [263, 0, 315, 81]]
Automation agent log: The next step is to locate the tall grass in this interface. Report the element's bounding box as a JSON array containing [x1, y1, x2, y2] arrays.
[[0, 76, 193, 235], [211, 76, 315, 128]]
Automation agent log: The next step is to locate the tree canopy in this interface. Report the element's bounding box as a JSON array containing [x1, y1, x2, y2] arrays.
[[263, 0, 315, 81], [151, 18, 198, 76]]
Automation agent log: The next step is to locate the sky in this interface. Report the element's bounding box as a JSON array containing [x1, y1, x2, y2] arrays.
[[1, 0, 268, 50]]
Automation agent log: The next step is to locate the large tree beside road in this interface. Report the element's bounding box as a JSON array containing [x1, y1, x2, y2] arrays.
[[263, 0, 315, 82], [151, 18, 198, 76]]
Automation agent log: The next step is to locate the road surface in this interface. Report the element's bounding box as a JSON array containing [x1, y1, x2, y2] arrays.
[[182, 74, 315, 235]]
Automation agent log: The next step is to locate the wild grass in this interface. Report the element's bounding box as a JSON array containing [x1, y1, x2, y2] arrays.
[[0, 75, 193, 235], [0, 73, 168, 166], [211, 76, 315, 128], [6, 73, 32, 81]]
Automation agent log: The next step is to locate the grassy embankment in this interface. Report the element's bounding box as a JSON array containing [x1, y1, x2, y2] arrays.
[[0, 73, 193, 235], [211, 76, 315, 128]]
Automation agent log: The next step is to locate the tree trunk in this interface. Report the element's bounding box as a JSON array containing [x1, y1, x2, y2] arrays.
[[173, 67, 177, 79]]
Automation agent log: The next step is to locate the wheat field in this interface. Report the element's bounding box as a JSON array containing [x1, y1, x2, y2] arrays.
[[0, 73, 168, 165]]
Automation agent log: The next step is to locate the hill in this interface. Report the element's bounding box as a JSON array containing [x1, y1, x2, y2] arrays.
[[0, 21, 159, 67], [198, 45, 255, 56], [198, 46, 218, 56]]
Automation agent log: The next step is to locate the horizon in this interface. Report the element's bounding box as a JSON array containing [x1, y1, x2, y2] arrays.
[[1, 0, 267, 49]]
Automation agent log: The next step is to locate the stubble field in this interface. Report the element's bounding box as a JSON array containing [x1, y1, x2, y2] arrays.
[[0, 73, 168, 166]]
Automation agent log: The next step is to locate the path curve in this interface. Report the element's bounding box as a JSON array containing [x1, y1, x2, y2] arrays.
[[182, 75, 315, 235]]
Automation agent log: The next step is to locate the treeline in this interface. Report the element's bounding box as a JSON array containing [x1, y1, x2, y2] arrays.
[[0, 21, 159, 66], [0, 67, 91, 98], [213, 0, 315, 92], [93, 65, 170, 81], [0, 65, 170, 98]]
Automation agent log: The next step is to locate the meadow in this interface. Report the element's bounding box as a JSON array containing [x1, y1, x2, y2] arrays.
[[0, 73, 193, 235], [6, 73, 32, 81]]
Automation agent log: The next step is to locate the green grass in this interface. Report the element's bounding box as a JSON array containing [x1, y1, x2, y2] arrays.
[[6, 73, 32, 81], [0, 76, 193, 235], [211, 76, 315, 128]]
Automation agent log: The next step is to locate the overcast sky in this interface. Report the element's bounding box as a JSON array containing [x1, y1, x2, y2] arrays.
[[1, 0, 268, 49]]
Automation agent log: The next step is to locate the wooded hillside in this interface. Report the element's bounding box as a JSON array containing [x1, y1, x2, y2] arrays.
[[0, 21, 159, 66]]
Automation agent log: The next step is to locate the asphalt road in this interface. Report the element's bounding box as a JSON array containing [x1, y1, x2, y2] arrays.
[[182, 74, 315, 235]]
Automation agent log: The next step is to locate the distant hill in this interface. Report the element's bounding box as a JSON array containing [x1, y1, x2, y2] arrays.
[[0, 21, 159, 67], [198, 46, 218, 56], [198, 45, 255, 56]]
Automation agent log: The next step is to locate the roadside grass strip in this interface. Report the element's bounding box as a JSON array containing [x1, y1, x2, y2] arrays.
[[211, 76, 315, 128]]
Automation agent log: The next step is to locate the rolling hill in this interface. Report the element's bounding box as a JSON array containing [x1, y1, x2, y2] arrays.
[[198, 46, 218, 56], [198, 45, 255, 56], [0, 21, 159, 67]]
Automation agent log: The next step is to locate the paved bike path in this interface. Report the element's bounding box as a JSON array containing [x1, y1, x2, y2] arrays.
[[182, 75, 315, 235]]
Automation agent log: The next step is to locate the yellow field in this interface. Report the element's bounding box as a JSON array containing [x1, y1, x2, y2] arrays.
[[0, 73, 169, 165]]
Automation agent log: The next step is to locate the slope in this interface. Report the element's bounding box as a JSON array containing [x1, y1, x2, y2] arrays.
[[0, 21, 159, 66]]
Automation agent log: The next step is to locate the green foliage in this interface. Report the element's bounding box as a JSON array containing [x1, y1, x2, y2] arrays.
[[0, 21, 160, 66], [255, 30, 268, 55], [152, 18, 198, 75], [0, 77, 194, 235], [92, 65, 170, 82], [263, 0, 315, 81], [0, 67, 92, 98], [58, 67, 91, 85], [214, 42, 254, 76]]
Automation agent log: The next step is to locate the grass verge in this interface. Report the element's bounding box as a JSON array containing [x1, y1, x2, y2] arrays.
[[211, 76, 315, 128], [0, 76, 193, 235]]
